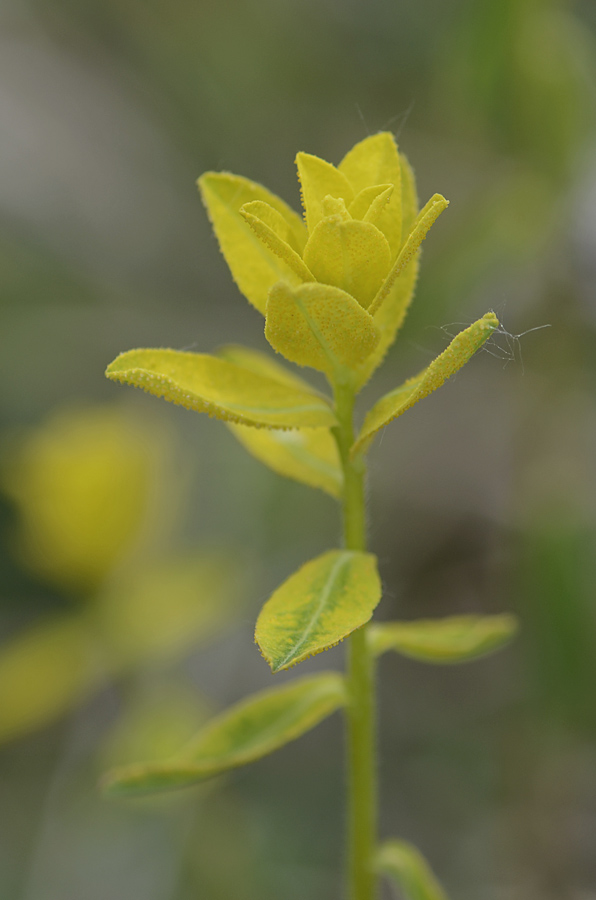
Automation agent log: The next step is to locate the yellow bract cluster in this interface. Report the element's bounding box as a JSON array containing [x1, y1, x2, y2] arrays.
[[198, 132, 448, 386], [106, 132, 498, 481]]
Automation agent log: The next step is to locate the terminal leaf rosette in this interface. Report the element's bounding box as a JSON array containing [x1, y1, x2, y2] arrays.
[[196, 132, 450, 388]]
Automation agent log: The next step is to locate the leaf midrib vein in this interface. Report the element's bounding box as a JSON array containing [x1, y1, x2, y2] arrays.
[[276, 553, 352, 668]]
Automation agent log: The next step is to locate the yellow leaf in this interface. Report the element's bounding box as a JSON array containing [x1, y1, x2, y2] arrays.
[[240, 203, 314, 283], [0, 617, 105, 744], [227, 423, 342, 498], [265, 282, 380, 377], [352, 313, 499, 456], [348, 184, 393, 222], [368, 614, 518, 663], [354, 252, 420, 389], [363, 185, 396, 228], [198, 172, 306, 314], [376, 840, 449, 900], [256, 550, 382, 672], [339, 132, 403, 254], [106, 349, 337, 429], [102, 673, 346, 796], [295, 152, 354, 233], [339, 132, 401, 194], [303, 217, 392, 309], [216, 344, 316, 393], [351, 158, 422, 387], [399, 153, 419, 239], [238, 199, 303, 253], [369, 194, 449, 317]]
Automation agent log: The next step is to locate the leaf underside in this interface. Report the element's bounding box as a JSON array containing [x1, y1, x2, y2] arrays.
[[228, 422, 342, 498], [256, 549, 382, 672], [102, 672, 346, 797]]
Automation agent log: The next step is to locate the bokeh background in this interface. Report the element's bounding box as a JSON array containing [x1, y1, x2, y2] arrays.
[[2, 0, 596, 897]]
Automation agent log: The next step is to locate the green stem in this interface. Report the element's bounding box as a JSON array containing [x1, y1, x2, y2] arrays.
[[333, 380, 377, 900]]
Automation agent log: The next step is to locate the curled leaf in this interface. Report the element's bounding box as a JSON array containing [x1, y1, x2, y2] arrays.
[[198, 172, 306, 314], [368, 614, 518, 663], [256, 550, 382, 672], [353, 155, 420, 388], [238, 199, 303, 253], [240, 203, 314, 282], [369, 194, 449, 317], [355, 251, 420, 389], [348, 184, 393, 223], [352, 313, 499, 456], [265, 281, 380, 377], [103, 672, 346, 796], [106, 349, 337, 430], [376, 840, 449, 900]]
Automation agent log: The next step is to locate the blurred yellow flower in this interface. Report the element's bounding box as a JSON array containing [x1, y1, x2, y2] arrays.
[[2, 405, 169, 594], [0, 404, 240, 745]]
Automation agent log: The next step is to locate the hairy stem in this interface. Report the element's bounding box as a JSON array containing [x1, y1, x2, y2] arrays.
[[333, 380, 377, 900]]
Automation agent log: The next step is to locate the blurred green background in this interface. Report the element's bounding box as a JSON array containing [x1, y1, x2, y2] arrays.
[[1, 0, 596, 897]]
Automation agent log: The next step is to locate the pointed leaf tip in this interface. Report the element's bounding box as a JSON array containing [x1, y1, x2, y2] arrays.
[[103, 673, 346, 796], [369, 193, 449, 317], [240, 204, 314, 283], [296, 152, 354, 233], [352, 312, 499, 456], [377, 839, 449, 900], [198, 171, 306, 313], [256, 550, 382, 672]]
